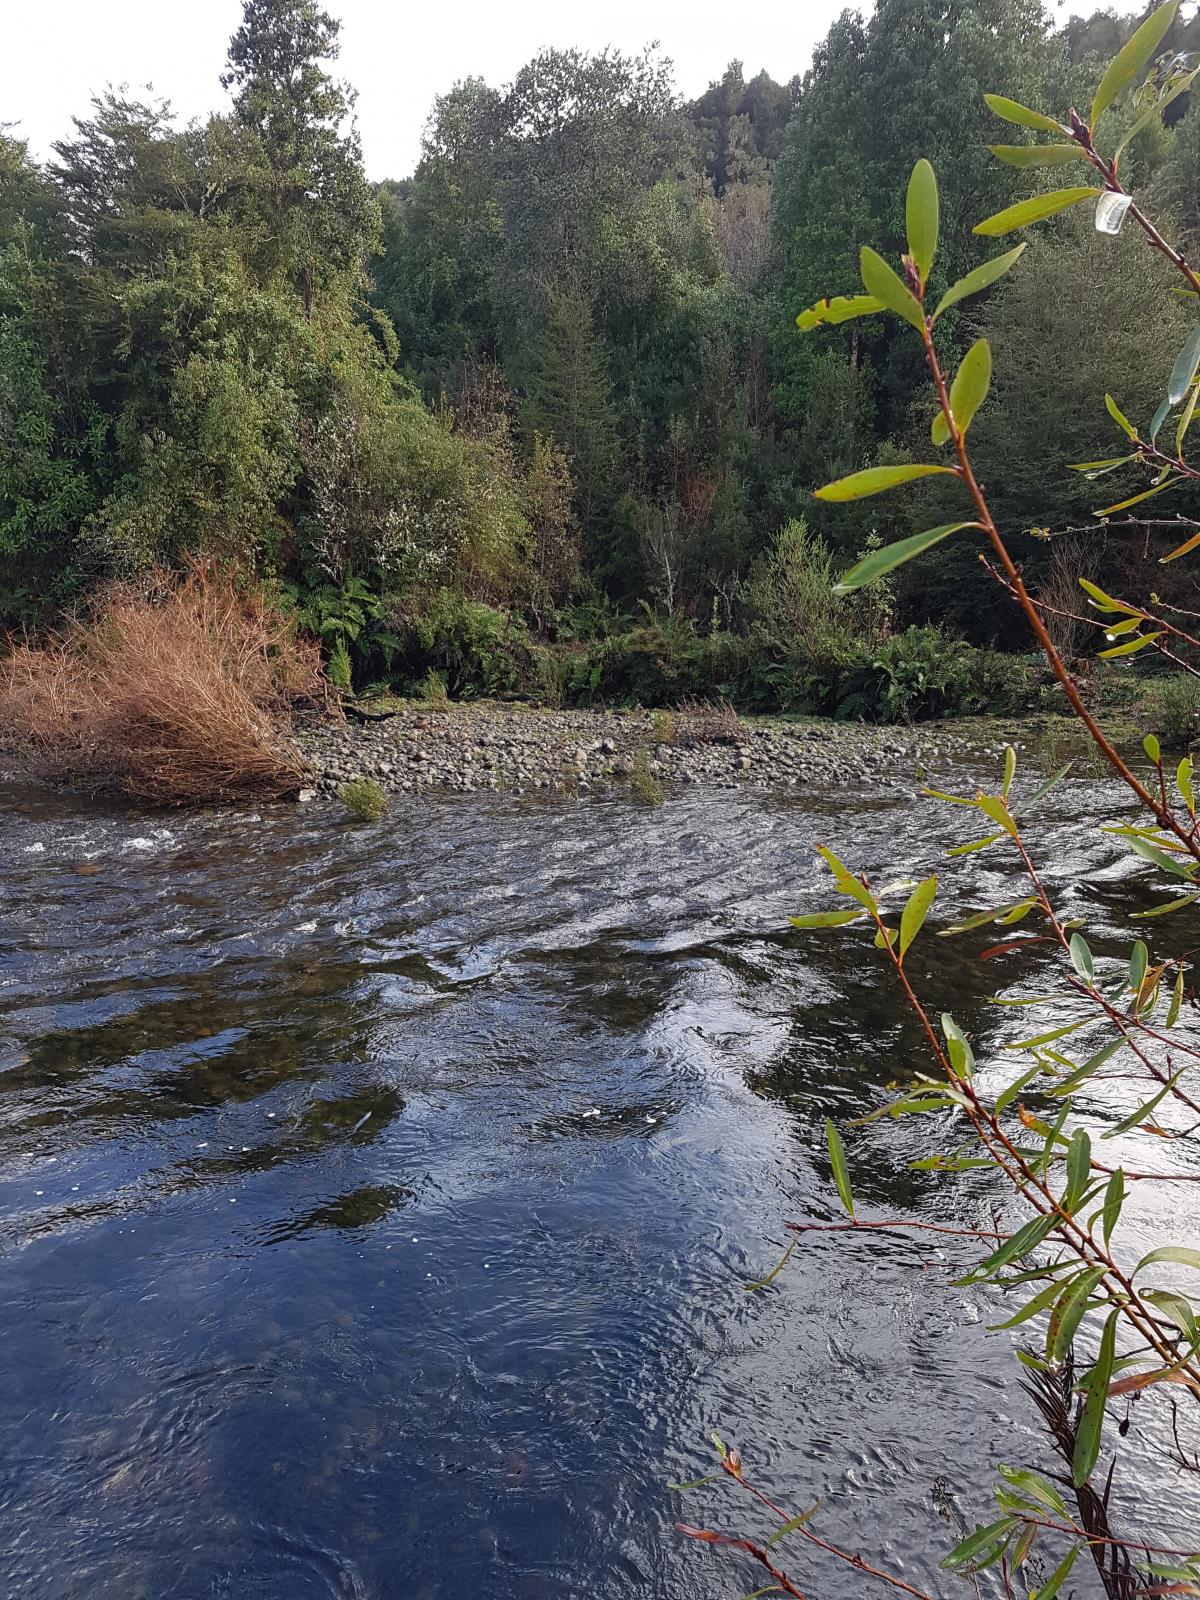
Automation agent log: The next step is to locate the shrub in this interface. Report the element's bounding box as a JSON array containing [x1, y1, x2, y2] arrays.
[[629, 749, 664, 805], [400, 588, 534, 698], [339, 777, 388, 821], [742, 517, 876, 662], [0, 563, 327, 803]]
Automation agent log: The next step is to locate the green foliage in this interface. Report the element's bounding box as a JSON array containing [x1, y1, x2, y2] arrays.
[[339, 776, 388, 821], [629, 748, 665, 805], [415, 667, 450, 708], [842, 627, 1016, 722]]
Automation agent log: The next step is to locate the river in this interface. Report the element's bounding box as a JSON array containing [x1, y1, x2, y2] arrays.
[[1, 761, 1197, 1598]]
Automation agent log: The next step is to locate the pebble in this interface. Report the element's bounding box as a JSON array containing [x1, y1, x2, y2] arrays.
[[291, 704, 1014, 803]]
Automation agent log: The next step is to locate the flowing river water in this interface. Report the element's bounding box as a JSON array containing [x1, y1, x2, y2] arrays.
[[1, 758, 1198, 1598]]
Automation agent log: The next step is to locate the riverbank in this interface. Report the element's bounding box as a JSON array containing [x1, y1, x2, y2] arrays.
[[293, 702, 1059, 800]]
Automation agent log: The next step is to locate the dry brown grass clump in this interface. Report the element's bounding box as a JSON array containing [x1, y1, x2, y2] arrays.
[[0, 564, 332, 804], [673, 696, 742, 746]]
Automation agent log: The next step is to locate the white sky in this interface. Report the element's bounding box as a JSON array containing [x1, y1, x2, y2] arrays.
[[3, 0, 1156, 182]]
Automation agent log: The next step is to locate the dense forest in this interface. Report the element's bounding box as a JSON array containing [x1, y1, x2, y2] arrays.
[[3, 0, 1200, 716]]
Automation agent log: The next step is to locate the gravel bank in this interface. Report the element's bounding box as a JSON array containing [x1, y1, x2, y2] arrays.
[[294, 703, 1025, 800]]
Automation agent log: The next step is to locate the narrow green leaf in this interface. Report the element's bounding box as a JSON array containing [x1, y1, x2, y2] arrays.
[[1105, 393, 1138, 440], [815, 463, 955, 503], [668, 1470, 724, 1491], [744, 1238, 799, 1292], [977, 794, 1018, 838], [1079, 574, 1132, 611], [1032, 1543, 1079, 1600], [1169, 326, 1200, 406], [988, 142, 1086, 167], [1072, 1309, 1117, 1485], [933, 243, 1027, 321], [944, 338, 993, 440], [996, 1467, 1067, 1517], [941, 1517, 1017, 1571], [974, 187, 1100, 236], [1102, 1169, 1124, 1247], [1166, 966, 1185, 1026], [939, 897, 1037, 934], [1063, 1127, 1093, 1213], [983, 93, 1065, 132], [1069, 933, 1094, 985], [941, 1013, 976, 1079], [1176, 378, 1200, 456], [1135, 1245, 1200, 1276], [988, 1269, 1084, 1330], [1162, 528, 1200, 567], [1091, 0, 1180, 127], [825, 1119, 854, 1218], [1049, 1266, 1107, 1362], [789, 910, 868, 928], [899, 874, 938, 958], [1023, 762, 1073, 811], [832, 521, 975, 592], [815, 844, 875, 909], [1122, 832, 1197, 877], [796, 293, 885, 332], [906, 158, 938, 284], [765, 1503, 821, 1547], [1129, 939, 1149, 992], [1068, 455, 1135, 474], [1005, 1017, 1091, 1050], [1143, 734, 1162, 765], [859, 245, 925, 330], [948, 832, 1005, 856], [1141, 1288, 1199, 1346], [1097, 479, 1184, 516], [1002, 745, 1017, 798], [1134, 891, 1200, 917], [966, 1214, 1059, 1284], [996, 1064, 1048, 1115], [1178, 756, 1196, 815], [1098, 631, 1163, 658], [1103, 1067, 1186, 1136], [1049, 1037, 1126, 1097]]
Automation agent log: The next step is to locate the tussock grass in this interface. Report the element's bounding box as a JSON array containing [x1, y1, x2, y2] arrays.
[[339, 777, 389, 821]]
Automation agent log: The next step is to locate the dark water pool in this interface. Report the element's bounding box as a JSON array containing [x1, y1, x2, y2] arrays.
[[1, 765, 1197, 1598]]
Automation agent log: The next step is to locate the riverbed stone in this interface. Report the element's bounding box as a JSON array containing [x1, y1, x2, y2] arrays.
[[286, 701, 1019, 806]]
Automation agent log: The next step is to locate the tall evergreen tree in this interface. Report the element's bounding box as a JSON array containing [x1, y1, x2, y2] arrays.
[[222, 0, 379, 312]]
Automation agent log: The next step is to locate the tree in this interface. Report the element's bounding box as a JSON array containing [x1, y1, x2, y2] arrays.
[[690, 62, 791, 195], [516, 288, 620, 542], [371, 79, 504, 389], [771, 0, 1066, 455], [222, 0, 379, 313]]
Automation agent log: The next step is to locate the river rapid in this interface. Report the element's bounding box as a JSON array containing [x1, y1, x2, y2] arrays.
[[1, 757, 1197, 1598]]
